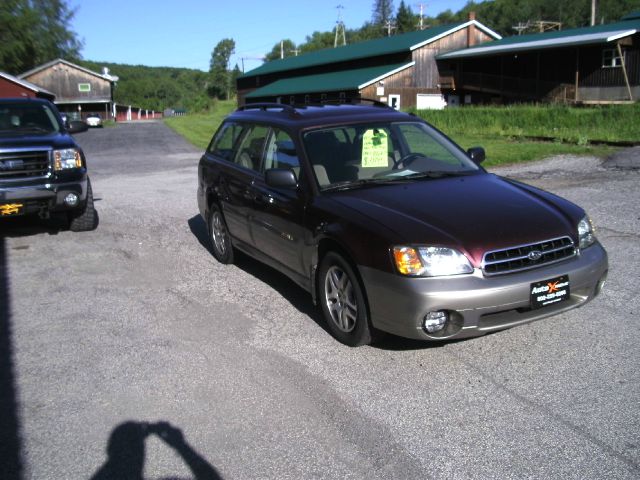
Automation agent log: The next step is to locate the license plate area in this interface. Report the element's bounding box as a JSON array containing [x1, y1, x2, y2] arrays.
[[530, 275, 570, 309], [0, 203, 24, 216]]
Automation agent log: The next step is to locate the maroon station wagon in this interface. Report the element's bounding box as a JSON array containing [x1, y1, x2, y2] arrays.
[[197, 103, 608, 346]]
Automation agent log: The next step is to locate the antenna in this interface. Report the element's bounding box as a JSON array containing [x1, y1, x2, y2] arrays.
[[334, 4, 346, 47]]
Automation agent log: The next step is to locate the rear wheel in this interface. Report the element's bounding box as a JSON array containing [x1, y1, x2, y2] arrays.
[[69, 179, 98, 232], [318, 251, 373, 347], [208, 204, 234, 264]]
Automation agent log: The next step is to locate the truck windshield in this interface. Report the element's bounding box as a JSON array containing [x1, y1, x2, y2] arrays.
[[0, 102, 61, 135]]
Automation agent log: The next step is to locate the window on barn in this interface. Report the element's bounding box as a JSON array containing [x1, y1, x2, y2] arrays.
[[602, 48, 622, 68]]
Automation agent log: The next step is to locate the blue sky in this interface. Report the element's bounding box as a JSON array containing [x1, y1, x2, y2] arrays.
[[69, 0, 469, 73]]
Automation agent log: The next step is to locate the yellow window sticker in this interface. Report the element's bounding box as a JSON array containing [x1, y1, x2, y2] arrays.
[[362, 129, 388, 168]]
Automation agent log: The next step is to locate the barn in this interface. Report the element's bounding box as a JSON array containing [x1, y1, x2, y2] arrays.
[[0, 71, 55, 101], [436, 11, 640, 104], [18, 59, 119, 120], [237, 14, 500, 109]]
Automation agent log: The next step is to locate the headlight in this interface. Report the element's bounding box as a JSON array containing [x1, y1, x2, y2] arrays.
[[393, 246, 473, 277], [578, 216, 596, 249], [53, 148, 82, 171]]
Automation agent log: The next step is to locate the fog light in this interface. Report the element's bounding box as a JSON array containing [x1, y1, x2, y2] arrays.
[[64, 193, 79, 206], [424, 311, 448, 333]]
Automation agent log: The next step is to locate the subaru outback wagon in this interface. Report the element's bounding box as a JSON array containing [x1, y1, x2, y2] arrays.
[[197, 102, 608, 346]]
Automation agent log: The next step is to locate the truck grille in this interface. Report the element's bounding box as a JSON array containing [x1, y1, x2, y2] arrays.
[[0, 148, 50, 181], [482, 236, 576, 276]]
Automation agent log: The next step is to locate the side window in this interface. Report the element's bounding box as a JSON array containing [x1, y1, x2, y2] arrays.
[[264, 129, 300, 172], [208, 122, 242, 160], [233, 125, 269, 172]]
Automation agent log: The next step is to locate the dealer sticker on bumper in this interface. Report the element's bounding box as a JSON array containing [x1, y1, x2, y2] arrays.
[[0, 203, 24, 216], [530, 275, 570, 309]]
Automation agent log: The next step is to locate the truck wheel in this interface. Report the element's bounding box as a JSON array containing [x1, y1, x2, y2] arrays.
[[69, 179, 98, 232], [318, 251, 373, 347], [208, 204, 234, 264]]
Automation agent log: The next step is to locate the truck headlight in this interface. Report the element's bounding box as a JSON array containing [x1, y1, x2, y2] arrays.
[[393, 246, 473, 277], [53, 148, 82, 171], [578, 216, 596, 249]]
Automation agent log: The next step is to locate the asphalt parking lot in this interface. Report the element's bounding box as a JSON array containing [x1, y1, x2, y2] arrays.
[[1, 121, 639, 479]]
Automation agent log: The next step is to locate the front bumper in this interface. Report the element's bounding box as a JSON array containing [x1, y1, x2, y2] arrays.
[[0, 176, 88, 217], [359, 242, 608, 341]]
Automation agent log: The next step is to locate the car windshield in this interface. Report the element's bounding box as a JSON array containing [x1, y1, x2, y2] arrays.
[[303, 121, 481, 191], [0, 102, 60, 135]]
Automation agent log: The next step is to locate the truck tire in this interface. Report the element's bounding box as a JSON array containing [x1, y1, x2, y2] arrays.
[[69, 179, 98, 232]]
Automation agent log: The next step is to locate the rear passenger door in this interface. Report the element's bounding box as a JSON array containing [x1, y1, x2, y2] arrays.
[[217, 124, 269, 247]]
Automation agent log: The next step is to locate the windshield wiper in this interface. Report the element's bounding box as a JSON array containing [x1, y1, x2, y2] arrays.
[[321, 177, 404, 192], [397, 170, 474, 180]]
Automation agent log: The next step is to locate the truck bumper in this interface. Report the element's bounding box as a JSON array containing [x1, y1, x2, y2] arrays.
[[0, 176, 88, 217]]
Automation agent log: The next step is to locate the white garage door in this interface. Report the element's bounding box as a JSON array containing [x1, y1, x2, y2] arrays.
[[416, 94, 446, 110]]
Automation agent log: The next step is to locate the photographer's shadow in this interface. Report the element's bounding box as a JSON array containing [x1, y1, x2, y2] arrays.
[[91, 421, 222, 480]]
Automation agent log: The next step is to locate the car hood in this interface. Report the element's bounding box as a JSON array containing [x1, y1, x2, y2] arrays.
[[328, 173, 582, 267], [0, 132, 78, 150]]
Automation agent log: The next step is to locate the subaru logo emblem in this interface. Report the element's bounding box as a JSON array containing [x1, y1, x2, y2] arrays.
[[528, 250, 543, 261]]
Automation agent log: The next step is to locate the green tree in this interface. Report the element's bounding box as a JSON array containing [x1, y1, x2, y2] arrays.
[[264, 39, 297, 62], [372, 0, 395, 25], [0, 0, 82, 74], [396, 1, 417, 33], [299, 31, 335, 54], [208, 38, 235, 100]]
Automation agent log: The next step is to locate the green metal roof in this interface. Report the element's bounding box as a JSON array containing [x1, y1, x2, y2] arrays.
[[242, 20, 500, 79], [246, 63, 413, 98], [438, 18, 640, 59]]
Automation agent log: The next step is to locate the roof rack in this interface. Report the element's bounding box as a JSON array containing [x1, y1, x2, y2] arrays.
[[237, 103, 298, 114]]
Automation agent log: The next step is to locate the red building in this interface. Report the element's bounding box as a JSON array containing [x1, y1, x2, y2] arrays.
[[0, 71, 55, 101]]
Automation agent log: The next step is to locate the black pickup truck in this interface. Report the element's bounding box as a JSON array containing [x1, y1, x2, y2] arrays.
[[0, 97, 97, 231]]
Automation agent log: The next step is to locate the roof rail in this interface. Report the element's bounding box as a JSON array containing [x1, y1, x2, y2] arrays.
[[238, 103, 298, 114], [319, 97, 392, 108]]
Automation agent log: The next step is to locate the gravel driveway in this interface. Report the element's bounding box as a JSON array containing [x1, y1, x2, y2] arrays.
[[1, 121, 638, 479]]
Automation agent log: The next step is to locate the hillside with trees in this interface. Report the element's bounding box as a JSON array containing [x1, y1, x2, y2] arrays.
[[263, 0, 640, 60]]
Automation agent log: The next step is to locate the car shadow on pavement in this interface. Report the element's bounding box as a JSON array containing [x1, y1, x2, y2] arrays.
[[187, 215, 331, 336], [91, 421, 223, 480], [0, 238, 24, 480], [187, 214, 472, 350]]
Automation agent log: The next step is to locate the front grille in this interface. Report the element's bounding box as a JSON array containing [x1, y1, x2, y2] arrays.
[[482, 236, 576, 276], [0, 149, 50, 181]]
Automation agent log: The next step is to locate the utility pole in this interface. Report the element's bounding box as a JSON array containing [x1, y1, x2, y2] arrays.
[[384, 19, 396, 36], [415, 3, 427, 30], [280, 40, 284, 59], [334, 4, 346, 47], [591, 0, 598, 26]]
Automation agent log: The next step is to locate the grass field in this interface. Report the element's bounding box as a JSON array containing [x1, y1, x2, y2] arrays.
[[164, 102, 634, 166]]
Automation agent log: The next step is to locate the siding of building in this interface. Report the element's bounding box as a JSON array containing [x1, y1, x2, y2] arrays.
[[22, 62, 111, 104]]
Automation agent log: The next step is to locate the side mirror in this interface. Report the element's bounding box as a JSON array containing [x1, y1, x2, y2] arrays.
[[265, 168, 297, 189], [68, 120, 89, 134], [467, 146, 485, 165]]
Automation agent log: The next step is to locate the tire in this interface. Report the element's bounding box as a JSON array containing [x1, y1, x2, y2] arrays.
[[208, 204, 234, 264], [318, 251, 373, 347], [69, 179, 98, 232]]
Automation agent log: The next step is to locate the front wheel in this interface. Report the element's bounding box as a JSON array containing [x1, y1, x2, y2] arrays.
[[318, 251, 373, 347], [208, 204, 234, 264], [68, 179, 98, 232]]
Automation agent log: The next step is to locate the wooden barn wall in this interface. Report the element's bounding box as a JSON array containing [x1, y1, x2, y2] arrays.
[[23, 63, 111, 102], [580, 44, 640, 87], [412, 27, 495, 88]]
